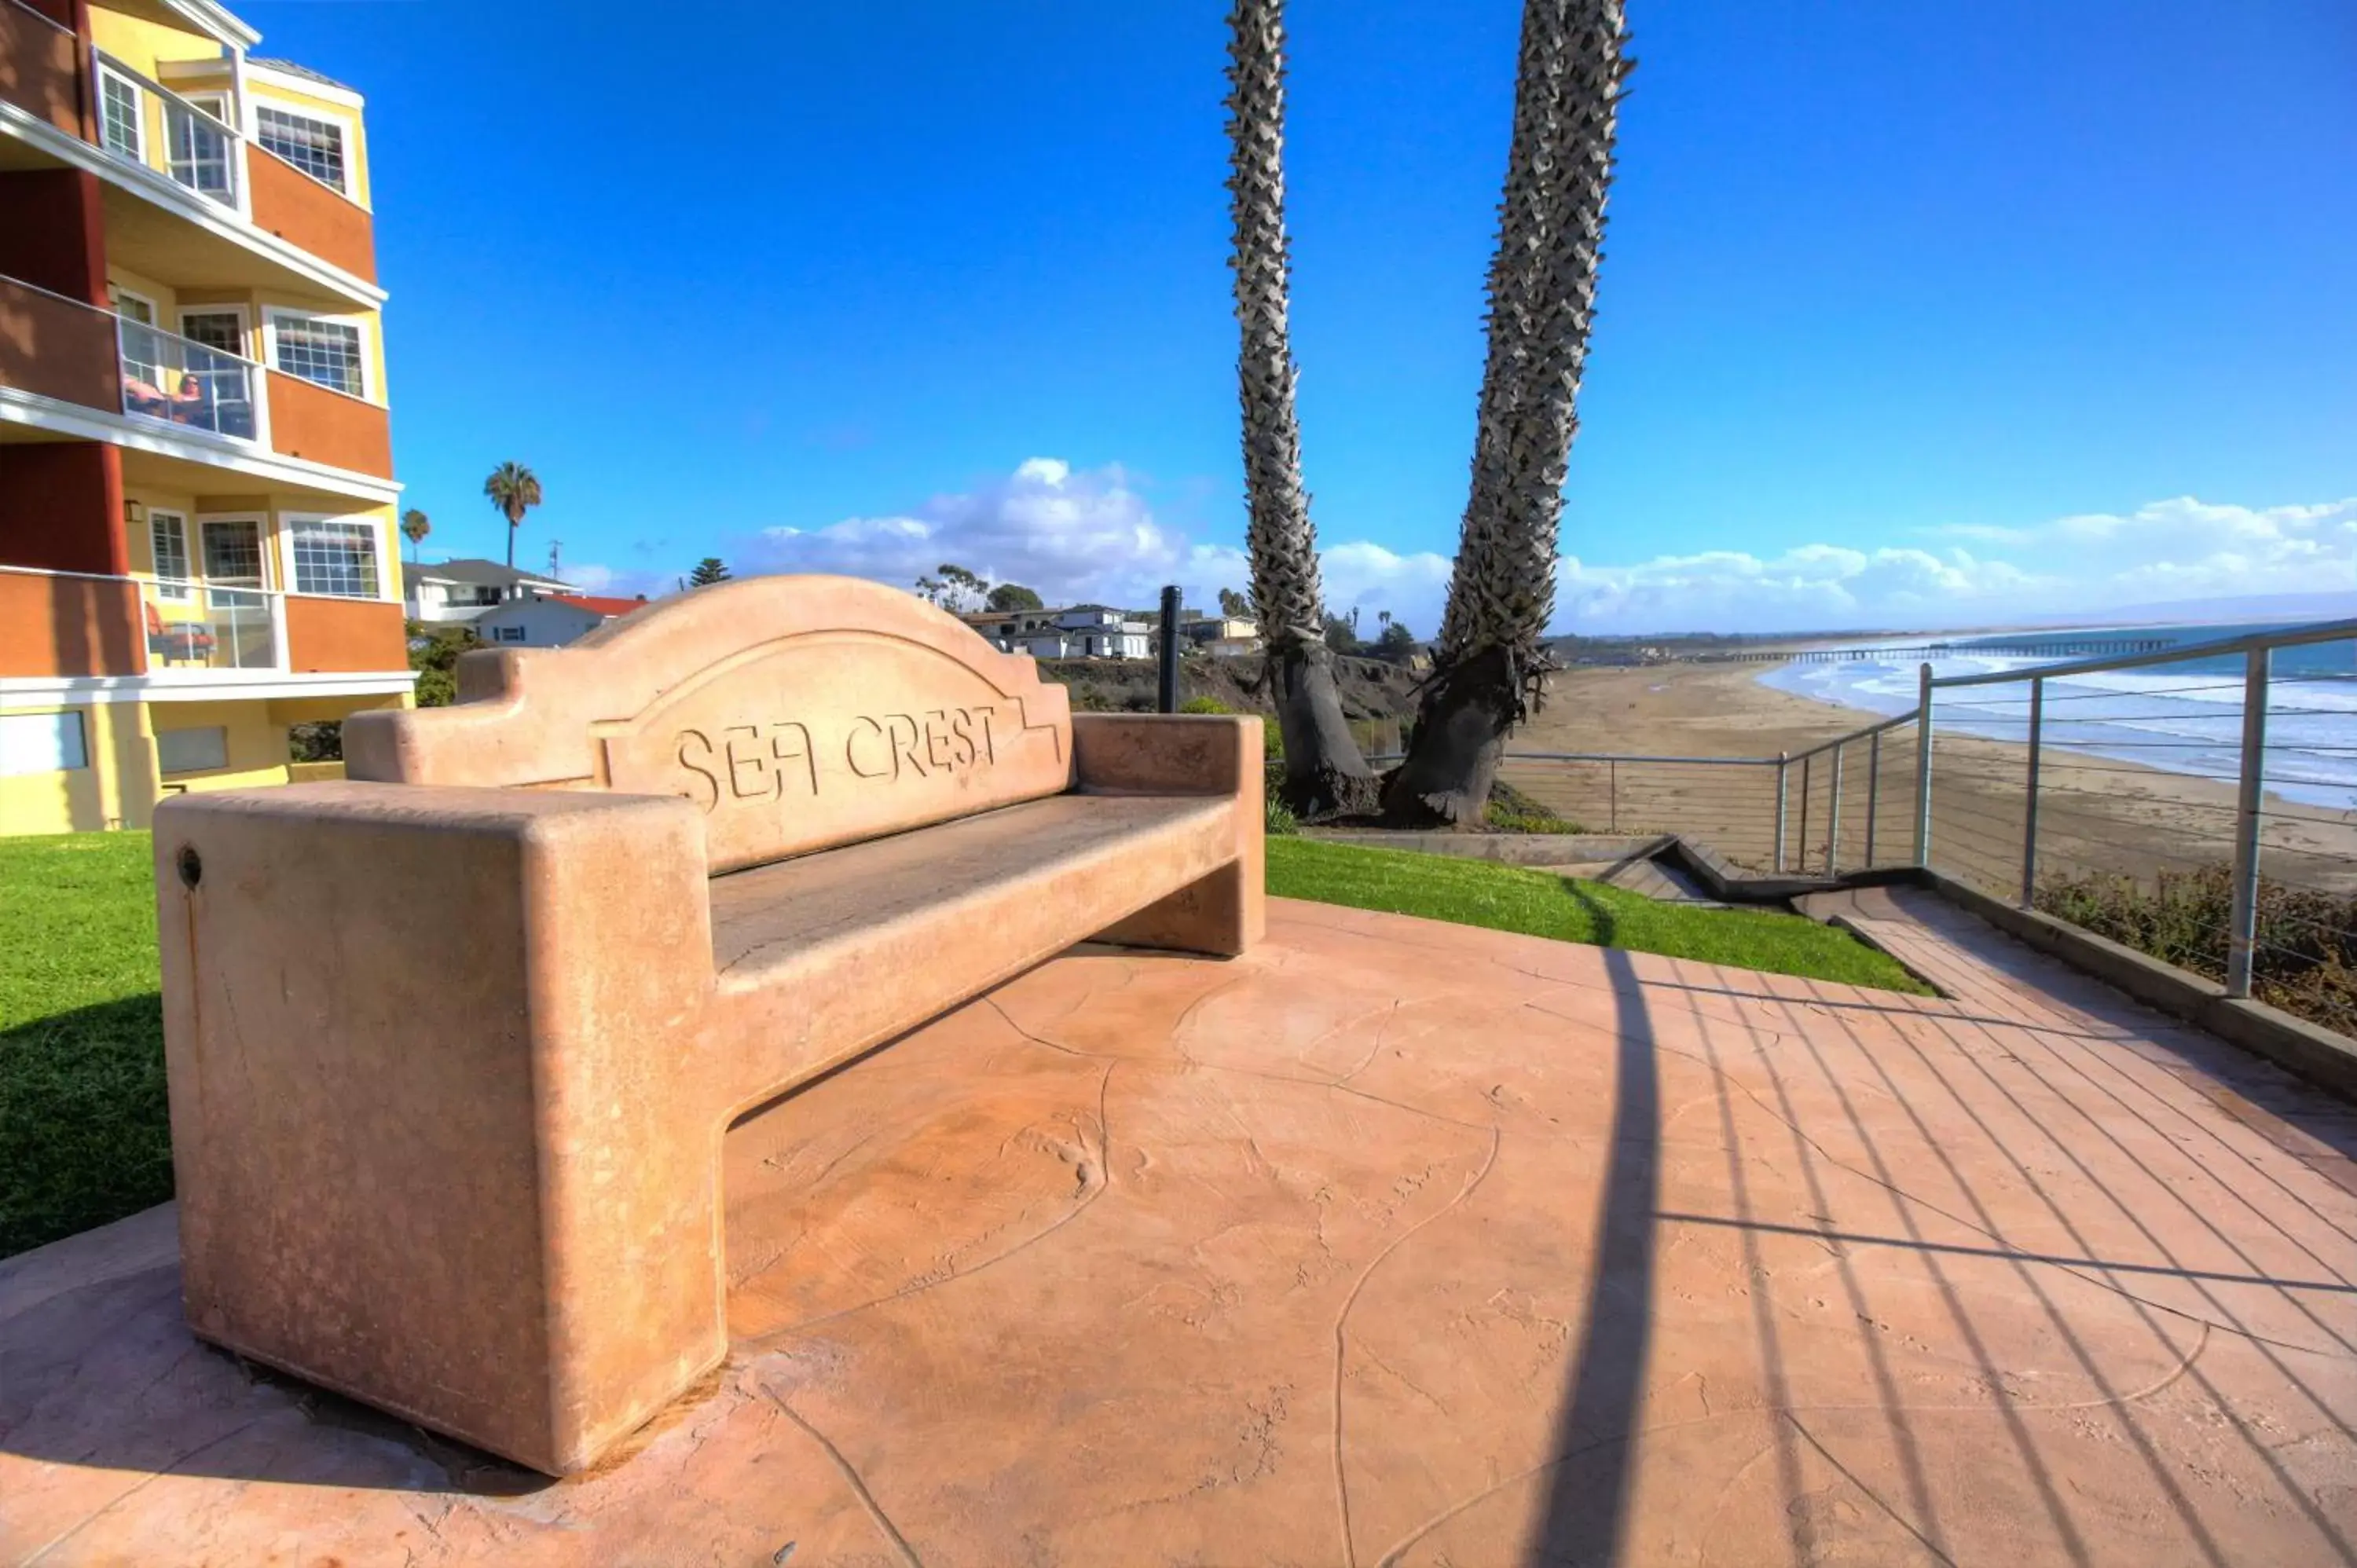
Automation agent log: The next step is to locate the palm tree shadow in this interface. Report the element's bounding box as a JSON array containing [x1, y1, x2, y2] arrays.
[[1526, 943, 1659, 1565]]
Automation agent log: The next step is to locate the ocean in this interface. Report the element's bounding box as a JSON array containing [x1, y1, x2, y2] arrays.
[[1757, 621, 2357, 812]]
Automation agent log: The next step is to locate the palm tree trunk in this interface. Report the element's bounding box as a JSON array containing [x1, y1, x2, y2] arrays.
[[1384, 0, 1629, 826], [1228, 0, 1378, 819], [505, 515, 516, 570]]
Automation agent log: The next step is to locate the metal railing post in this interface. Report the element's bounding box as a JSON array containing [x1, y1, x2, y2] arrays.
[[1798, 753, 1813, 877], [2020, 676, 2043, 908], [1773, 751, 1790, 874], [1608, 758, 1618, 833], [1826, 742, 1844, 876], [1912, 664, 1934, 869], [2225, 649, 2270, 999], [1155, 584, 1180, 713], [1865, 731, 1880, 865]]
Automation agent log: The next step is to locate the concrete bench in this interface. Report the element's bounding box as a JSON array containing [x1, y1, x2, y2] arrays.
[[152, 575, 1263, 1475]]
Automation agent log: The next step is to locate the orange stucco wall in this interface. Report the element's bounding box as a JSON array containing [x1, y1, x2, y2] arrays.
[[284, 594, 404, 672], [248, 151, 377, 283], [266, 371, 393, 476], [0, 570, 141, 676]]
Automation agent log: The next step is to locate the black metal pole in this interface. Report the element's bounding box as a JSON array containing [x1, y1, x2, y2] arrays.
[[1157, 584, 1181, 713]]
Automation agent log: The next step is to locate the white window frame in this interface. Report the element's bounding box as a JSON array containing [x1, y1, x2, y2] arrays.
[[178, 303, 250, 358], [109, 285, 158, 324], [249, 96, 356, 197], [97, 64, 145, 163], [0, 710, 90, 777], [281, 511, 386, 600], [149, 507, 193, 601], [198, 512, 269, 589], [156, 724, 232, 777], [263, 307, 372, 401]]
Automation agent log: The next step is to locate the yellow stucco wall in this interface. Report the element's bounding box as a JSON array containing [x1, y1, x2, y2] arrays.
[[89, 9, 221, 82], [0, 703, 156, 835], [0, 691, 407, 837]]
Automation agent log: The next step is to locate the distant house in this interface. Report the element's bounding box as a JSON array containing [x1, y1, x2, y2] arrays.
[[474, 592, 649, 648], [1179, 614, 1259, 658], [958, 604, 1151, 659], [405, 559, 571, 625]]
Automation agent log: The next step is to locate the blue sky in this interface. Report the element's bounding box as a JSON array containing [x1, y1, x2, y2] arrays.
[[250, 0, 2355, 632]]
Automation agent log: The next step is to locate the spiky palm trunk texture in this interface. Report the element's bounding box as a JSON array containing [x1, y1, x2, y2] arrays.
[[1384, 0, 1629, 826], [1227, 0, 1379, 819]]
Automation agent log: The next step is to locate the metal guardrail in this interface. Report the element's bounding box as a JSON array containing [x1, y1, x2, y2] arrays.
[[1459, 617, 2357, 1006]]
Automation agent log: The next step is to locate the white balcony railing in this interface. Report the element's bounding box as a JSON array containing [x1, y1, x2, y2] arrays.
[[143, 578, 283, 673], [92, 49, 242, 209], [114, 313, 262, 441]]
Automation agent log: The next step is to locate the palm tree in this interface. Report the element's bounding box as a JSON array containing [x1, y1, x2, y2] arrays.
[[399, 507, 431, 564], [1227, 0, 1378, 818], [1384, 0, 1631, 826], [482, 463, 542, 570]]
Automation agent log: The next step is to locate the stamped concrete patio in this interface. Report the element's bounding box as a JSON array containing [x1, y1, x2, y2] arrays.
[[5, 891, 2355, 1566]]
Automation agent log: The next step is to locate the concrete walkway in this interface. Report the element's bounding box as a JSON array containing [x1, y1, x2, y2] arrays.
[[4, 895, 2355, 1565]]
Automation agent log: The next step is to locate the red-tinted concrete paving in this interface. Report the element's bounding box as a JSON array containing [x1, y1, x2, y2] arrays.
[[5, 894, 2355, 1566]]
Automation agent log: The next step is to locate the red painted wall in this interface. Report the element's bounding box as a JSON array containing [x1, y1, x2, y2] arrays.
[[0, 168, 108, 305], [0, 445, 128, 576]]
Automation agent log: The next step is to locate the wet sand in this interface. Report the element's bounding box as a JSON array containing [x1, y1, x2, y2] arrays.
[[1503, 662, 2355, 893]]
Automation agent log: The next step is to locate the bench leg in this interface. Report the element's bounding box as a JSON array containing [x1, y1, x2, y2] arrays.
[[157, 784, 722, 1475]]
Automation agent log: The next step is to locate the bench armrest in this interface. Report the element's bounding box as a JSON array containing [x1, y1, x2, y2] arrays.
[[1071, 712, 1263, 797]]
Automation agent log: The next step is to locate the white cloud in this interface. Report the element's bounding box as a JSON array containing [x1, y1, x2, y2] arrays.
[[739, 458, 1231, 610], [614, 468, 2353, 639]]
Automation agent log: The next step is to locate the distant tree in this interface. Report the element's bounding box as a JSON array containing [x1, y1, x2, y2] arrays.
[[400, 507, 431, 564], [687, 557, 732, 587], [913, 573, 947, 606], [937, 563, 990, 611], [1375, 619, 1419, 661], [1218, 586, 1252, 619], [482, 462, 542, 570], [986, 582, 1044, 612], [406, 621, 478, 707], [1321, 610, 1362, 655]]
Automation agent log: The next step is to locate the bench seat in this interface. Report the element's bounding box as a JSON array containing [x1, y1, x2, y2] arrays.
[[713, 792, 1236, 978]]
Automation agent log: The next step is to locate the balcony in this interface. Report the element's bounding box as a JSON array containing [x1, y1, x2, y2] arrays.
[[0, 0, 79, 140], [0, 272, 393, 490], [87, 48, 378, 284], [0, 14, 379, 300], [1, 563, 410, 687]]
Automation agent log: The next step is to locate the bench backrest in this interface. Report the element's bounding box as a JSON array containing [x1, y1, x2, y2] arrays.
[[345, 575, 1074, 873]]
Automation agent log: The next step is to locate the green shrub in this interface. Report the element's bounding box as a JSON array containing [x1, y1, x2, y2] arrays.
[[1264, 793, 1299, 837], [1178, 695, 1233, 715], [2035, 864, 2355, 1039]]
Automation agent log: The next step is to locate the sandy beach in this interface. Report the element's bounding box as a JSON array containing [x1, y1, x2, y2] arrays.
[[1503, 661, 2356, 895]]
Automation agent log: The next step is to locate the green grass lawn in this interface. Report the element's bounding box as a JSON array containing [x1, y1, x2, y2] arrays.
[[1267, 837, 1933, 995], [1, 831, 171, 1260], [1, 829, 1926, 1262]]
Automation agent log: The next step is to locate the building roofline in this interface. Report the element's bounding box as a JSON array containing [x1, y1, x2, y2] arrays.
[[164, 0, 261, 50]]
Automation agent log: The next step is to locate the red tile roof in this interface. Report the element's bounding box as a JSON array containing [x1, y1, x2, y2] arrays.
[[543, 592, 649, 618]]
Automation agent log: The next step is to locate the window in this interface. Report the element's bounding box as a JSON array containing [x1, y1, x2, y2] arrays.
[[255, 105, 346, 192], [109, 288, 155, 326], [180, 310, 244, 357], [99, 69, 142, 160], [289, 518, 379, 598], [201, 518, 263, 586], [270, 312, 365, 397], [150, 510, 192, 601], [0, 712, 88, 777], [492, 625, 527, 643], [166, 96, 233, 200], [156, 726, 229, 775]]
